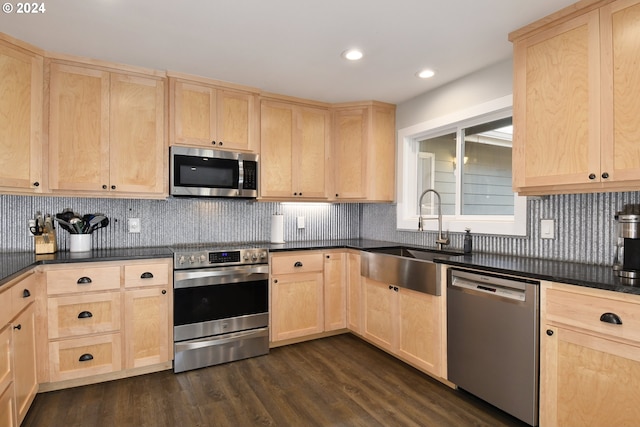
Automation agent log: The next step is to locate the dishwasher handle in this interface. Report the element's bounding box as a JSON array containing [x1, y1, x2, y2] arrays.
[[450, 275, 527, 302]]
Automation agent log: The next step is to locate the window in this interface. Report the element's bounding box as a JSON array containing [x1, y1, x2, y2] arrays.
[[397, 96, 526, 236]]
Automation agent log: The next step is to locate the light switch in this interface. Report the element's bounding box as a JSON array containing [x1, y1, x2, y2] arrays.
[[541, 219, 554, 239], [297, 216, 305, 229]]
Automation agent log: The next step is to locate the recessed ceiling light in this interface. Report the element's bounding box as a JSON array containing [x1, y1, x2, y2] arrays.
[[342, 49, 364, 61], [416, 69, 436, 79]]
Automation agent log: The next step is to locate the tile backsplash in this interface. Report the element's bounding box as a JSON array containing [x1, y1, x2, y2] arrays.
[[3, 191, 639, 266], [360, 191, 640, 266], [0, 195, 359, 252]]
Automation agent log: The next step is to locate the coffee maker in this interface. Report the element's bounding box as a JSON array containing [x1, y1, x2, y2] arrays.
[[613, 204, 640, 283]]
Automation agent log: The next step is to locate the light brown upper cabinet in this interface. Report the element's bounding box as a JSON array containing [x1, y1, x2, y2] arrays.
[[510, 0, 640, 195], [169, 73, 259, 152], [0, 36, 43, 194], [48, 60, 166, 198], [260, 97, 330, 200], [332, 102, 396, 202]]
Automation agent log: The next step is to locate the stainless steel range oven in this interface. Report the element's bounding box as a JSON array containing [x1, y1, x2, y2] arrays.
[[172, 246, 269, 373]]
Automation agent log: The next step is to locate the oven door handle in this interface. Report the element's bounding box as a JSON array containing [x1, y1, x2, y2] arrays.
[[174, 265, 269, 288], [175, 327, 269, 352]]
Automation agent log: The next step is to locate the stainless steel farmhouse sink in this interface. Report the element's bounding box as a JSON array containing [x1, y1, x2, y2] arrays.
[[361, 247, 459, 296]]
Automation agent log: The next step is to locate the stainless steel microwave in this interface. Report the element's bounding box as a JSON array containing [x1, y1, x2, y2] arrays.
[[170, 146, 258, 198]]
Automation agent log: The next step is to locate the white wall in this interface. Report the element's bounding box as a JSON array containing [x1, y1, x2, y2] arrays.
[[396, 58, 513, 129]]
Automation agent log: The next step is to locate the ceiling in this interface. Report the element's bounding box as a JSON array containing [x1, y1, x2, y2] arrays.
[[0, 0, 578, 104]]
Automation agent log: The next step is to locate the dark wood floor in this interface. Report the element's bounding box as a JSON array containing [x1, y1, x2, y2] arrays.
[[22, 334, 528, 427]]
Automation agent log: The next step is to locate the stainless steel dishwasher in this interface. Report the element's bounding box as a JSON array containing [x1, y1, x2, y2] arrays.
[[447, 268, 539, 426]]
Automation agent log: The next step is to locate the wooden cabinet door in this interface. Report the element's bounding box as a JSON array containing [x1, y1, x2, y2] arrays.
[[124, 286, 172, 369], [362, 277, 395, 351], [601, 0, 640, 184], [295, 106, 329, 199], [260, 100, 294, 198], [333, 108, 367, 199], [512, 10, 601, 190], [541, 325, 640, 427], [396, 288, 443, 376], [12, 304, 37, 425], [369, 105, 396, 202], [271, 272, 324, 342], [0, 41, 42, 193], [347, 252, 362, 333], [48, 63, 110, 192], [0, 326, 11, 396], [172, 80, 216, 147], [323, 252, 346, 331], [217, 89, 255, 151], [0, 381, 16, 427], [109, 73, 166, 195]]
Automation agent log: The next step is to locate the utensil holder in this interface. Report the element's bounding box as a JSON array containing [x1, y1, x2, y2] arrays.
[[69, 234, 91, 252], [35, 230, 58, 254]]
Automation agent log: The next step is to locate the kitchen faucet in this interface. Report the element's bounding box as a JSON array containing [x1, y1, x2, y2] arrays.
[[418, 189, 450, 251]]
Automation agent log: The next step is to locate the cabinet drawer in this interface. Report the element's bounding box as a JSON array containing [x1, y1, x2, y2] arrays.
[[0, 289, 11, 327], [48, 292, 121, 339], [49, 333, 122, 382], [10, 273, 36, 316], [271, 253, 324, 275], [124, 262, 169, 288], [546, 288, 640, 344], [47, 267, 121, 295]]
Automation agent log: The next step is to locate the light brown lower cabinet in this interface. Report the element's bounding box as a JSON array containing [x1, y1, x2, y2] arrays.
[[346, 251, 362, 333], [39, 259, 173, 390], [362, 276, 445, 378], [541, 282, 640, 427], [0, 271, 39, 427], [270, 250, 350, 344]]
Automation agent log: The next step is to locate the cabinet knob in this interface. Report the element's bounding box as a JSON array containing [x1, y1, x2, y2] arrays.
[[79, 353, 94, 362], [274, 279, 278, 284], [294, 192, 298, 196], [335, 194, 339, 197], [219, 141, 223, 146], [162, 289, 167, 295], [546, 329, 554, 336], [600, 312, 622, 325], [102, 184, 108, 189], [602, 172, 610, 179], [140, 272, 154, 279], [13, 324, 21, 331], [393, 286, 399, 292], [111, 185, 116, 190], [22, 289, 31, 298], [78, 311, 93, 319], [77, 276, 93, 285], [211, 140, 217, 145], [33, 181, 40, 187], [389, 285, 393, 290], [588, 173, 596, 180]]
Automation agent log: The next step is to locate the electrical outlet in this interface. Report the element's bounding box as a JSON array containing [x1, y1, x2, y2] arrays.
[[297, 216, 305, 229], [128, 218, 141, 233], [28, 219, 36, 237], [541, 219, 555, 239]]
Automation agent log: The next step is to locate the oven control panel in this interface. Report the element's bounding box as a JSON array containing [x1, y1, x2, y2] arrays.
[[174, 248, 268, 269]]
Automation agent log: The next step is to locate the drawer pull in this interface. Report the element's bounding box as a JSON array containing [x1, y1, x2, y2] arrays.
[[79, 353, 94, 362], [600, 312, 623, 325], [13, 324, 21, 331], [77, 276, 92, 285], [294, 261, 303, 267], [140, 272, 154, 279], [22, 289, 31, 298], [78, 311, 93, 319]]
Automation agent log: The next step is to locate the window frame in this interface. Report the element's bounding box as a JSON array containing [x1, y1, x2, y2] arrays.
[[396, 95, 527, 236]]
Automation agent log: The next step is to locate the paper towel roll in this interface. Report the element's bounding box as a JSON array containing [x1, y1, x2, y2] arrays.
[[271, 214, 284, 243]]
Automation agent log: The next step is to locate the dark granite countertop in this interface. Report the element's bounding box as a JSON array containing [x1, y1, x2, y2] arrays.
[[2, 239, 638, 296]]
